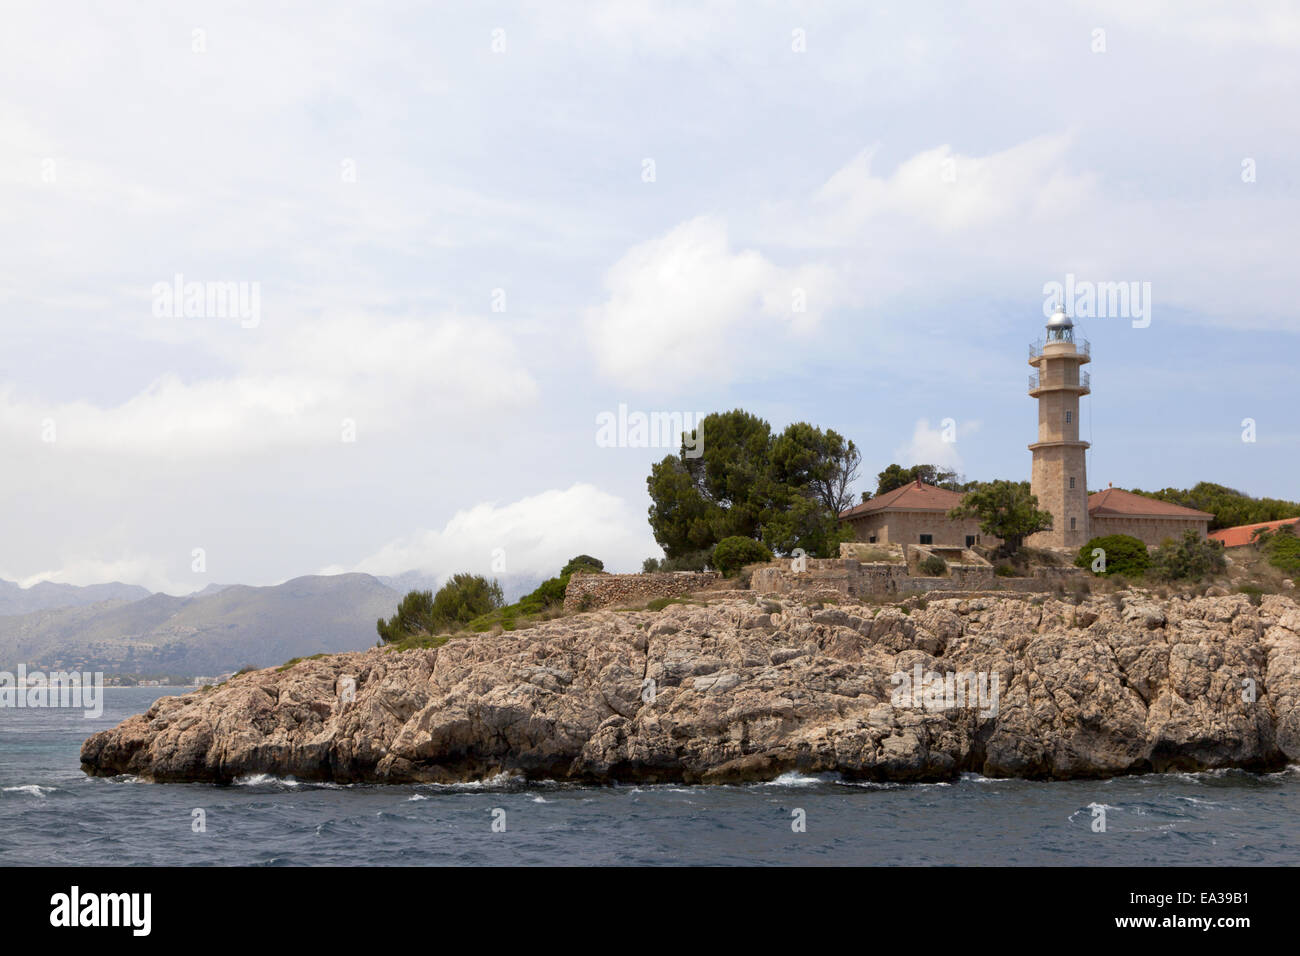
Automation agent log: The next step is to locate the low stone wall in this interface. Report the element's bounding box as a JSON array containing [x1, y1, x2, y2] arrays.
[[751, 559, 1087, 599], [562, 571, 721, 612]]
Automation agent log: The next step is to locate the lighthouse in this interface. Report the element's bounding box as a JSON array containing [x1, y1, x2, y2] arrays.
[[1027, 304, 1090, 549]]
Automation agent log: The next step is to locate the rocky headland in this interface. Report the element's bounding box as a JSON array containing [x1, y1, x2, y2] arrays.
[[81, 590, 1300, 785]]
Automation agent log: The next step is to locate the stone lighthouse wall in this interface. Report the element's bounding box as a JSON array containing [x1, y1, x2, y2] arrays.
[[1028, 340, 1090, 550]]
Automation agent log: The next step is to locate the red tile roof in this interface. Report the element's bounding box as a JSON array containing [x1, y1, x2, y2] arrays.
[[1087, 488, 1214, 520], [1209, 517, 1300, 548], [840, 479, 966, 519]]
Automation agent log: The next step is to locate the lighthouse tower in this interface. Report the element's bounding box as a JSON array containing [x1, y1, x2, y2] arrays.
[[1027, 304, 1090, 549]]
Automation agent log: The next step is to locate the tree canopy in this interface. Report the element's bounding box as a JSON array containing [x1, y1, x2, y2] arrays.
[[947, 479, 1053, 555], [376, 573, 505, 644], [646, 409, 860, 560], [874, 463, 972, 496], [1126, 482, 1300, 531]]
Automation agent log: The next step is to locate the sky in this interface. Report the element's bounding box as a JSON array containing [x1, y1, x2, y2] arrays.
[[1, 1, 1297, 594]]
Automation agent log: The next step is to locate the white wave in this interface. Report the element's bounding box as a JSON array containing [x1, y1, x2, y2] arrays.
[[408, 793, 428, 801], [412, 771, 526, 792], [531, 795, 549, 803], [234, 773, 300, 788], [763, 772, 836, 787], [2, 784, 56, 797]]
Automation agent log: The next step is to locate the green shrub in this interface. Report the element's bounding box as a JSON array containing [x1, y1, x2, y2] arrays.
[[711, 536, 774, 577], [561, 554, 605, 577], [1149, 530, 1227, 581], [1256, 524, 1300, 577], [377, 574, 505, 643], [1076, 534, 1150, 577], [1237, 584, 1265, 606], [657, 550, 712, 572], [918, 554, 948, 576], [994, 563, 1016, 577]]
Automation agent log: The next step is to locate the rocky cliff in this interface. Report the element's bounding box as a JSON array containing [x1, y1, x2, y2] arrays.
[[80, 591, 1300, 784]]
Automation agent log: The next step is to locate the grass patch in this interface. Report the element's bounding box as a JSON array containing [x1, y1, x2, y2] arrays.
[[276, 653, 328, 672]]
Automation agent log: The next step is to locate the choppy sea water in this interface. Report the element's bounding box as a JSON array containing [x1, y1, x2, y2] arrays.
[[3, 688, 1299, 866]]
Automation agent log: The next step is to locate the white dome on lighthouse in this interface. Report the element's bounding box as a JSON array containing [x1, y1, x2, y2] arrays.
[[1047, 303, 1073, 329]]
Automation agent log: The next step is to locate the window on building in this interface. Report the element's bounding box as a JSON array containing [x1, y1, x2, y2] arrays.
[[1065, 410, 1072, 424], [1069, 476, 1075, 489], [868, 535, 877, 543], [965, 535, 976, 547], [919, 534, 933, 545], [1070, 517, 1077, 530]]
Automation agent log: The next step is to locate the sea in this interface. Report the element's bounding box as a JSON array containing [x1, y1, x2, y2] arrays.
[[3, 687, 1299, 866]]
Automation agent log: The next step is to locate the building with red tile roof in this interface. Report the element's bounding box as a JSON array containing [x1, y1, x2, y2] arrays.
[[1085, 487, 1212, 545], [1208, 517, 1300, 549], [839, 478, 998, 548]]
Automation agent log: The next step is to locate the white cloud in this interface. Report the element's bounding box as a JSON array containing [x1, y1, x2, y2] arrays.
[[893, 418, 982, 472], [336, 483, 659, 580], [585, 216, 835, 389], [0, 314, 537, 455], [814, 134, 1093, 235], [6, 554, 184, 595]]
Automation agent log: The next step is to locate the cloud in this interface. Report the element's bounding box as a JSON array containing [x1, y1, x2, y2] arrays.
[[0, 314, 537, 455], [585, 216, 835, 389], [893, 418, 982, 472], [6, 554, 183, 595], [337, 483, 659, 580], [814, 134, 1093, 235]]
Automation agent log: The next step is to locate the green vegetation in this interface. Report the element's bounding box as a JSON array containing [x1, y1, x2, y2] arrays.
[[1254, 523, 1300, 578], [435, 554, 610, 638], [947, 480, 1053, 556], [277, 653, 328, 672], [646, 409, 860, 563], [994, 562, 1016, 577], [711, 536, 774, 577], [1076, 534, 1151, 577], [1149, 530, 1227, 581], [1126, 482, 1300, 531], [918, 554, 948, 576], [854, 547, 903, 563], [376, 573, 505, 644], [642, 550, 712, 572], [1237, 584, 1265, 606], [873, 463, 974, 496]]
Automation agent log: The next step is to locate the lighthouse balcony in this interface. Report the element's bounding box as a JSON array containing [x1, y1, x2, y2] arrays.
[[1029, 338, 1090, 361], [1028, 370, 1090, 395]]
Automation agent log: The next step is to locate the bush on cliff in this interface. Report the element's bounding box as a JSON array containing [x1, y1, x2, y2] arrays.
[[377, 573, 505, 644], [561, 555, 604, 577], [711, 536, 774, 577], [1255, 523, 1300, 578], [466, 554, 607, 634], [1076, 534, 1151, 577], [1149, 530, 1227, 581]]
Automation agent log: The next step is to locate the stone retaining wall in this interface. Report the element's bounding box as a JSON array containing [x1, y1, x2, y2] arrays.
[[751, 559, 1086, 599], [562, 571, 721, 612]]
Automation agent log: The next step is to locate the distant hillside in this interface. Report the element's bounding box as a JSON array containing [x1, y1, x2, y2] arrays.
[[0, 573, 401, 676], [0, 578, 152, 616]]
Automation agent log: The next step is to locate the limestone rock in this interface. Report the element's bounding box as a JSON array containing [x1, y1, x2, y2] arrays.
[[81, 592, 1300, 785]]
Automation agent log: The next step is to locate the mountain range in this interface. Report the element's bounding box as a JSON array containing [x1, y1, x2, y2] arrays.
[[0, 568, 550, 677], [0, 574, 402, 676], [0, 579, 153, 617]]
